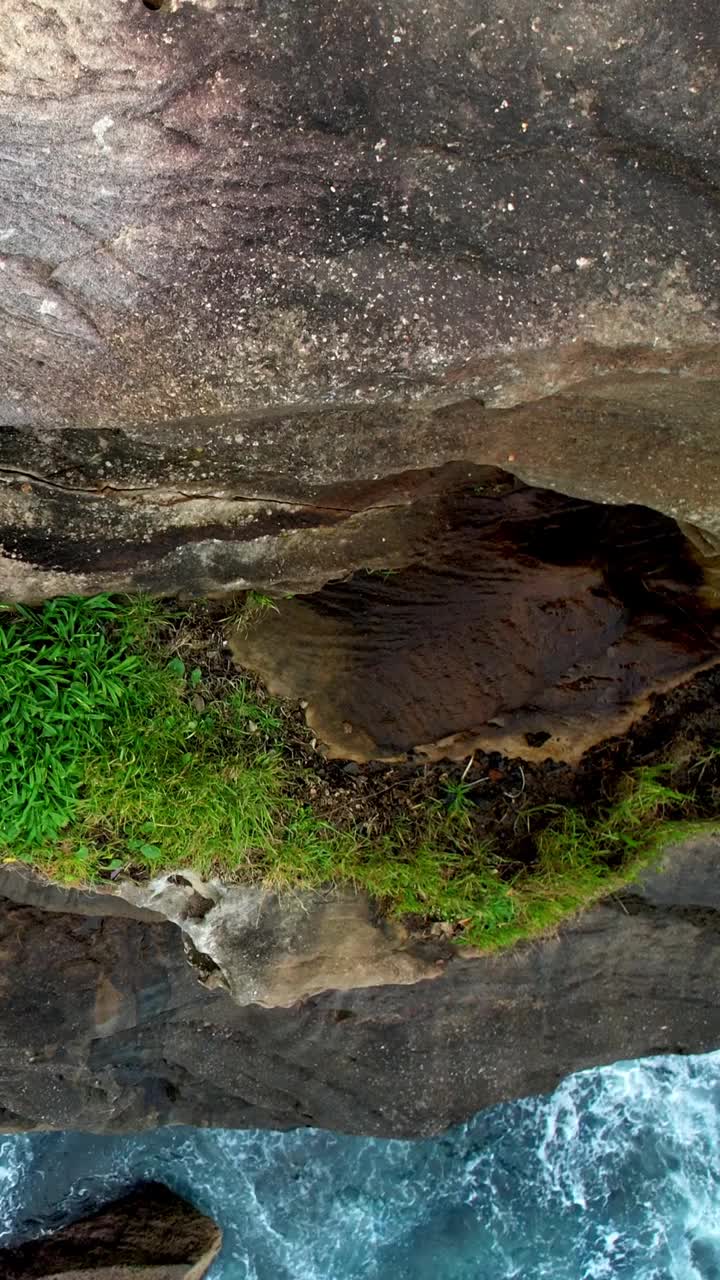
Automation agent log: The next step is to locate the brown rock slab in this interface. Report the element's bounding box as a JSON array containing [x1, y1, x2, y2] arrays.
[[231, 485, 720, 764], [0, 1183, 222, 1280]]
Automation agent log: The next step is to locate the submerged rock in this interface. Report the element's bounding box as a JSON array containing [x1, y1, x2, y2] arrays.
[[0, 843, 718, 1138], [0, 1182, 222, 1279]]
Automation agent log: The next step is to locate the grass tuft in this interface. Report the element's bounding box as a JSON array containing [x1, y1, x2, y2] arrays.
[[0, 596, 142, 845], [232, 591, 281, 633]]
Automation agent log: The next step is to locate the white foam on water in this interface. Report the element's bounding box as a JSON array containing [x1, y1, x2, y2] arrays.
[[2, 1052, 720, 1278], [0, 1134, 33, 1243]]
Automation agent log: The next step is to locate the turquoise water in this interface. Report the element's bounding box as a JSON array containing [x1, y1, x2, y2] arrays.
[[2, 1051, 720, 1278]]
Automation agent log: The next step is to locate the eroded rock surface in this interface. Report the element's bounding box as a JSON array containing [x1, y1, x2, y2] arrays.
[[0, 866, 444, 1008], [0, 1182, 222, 1280], [117, 874, 445, 1005], [231, 483, 720, 763], [0, 842, 719, 1138], [0, 1, 719, 599]]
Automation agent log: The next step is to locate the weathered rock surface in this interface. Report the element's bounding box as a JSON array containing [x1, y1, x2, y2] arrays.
[[2, 0, 720, 1149], [0, 841, 719, 1138], [1, 0, 720, 600], [114, 872, 446, 1005], [230, 483, 720, 763], [0, 865, 445, 1008], [0, 1182, 222, 1279]]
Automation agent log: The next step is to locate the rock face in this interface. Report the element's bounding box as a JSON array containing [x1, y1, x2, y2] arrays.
[[114, 872, 447, 1006], [1, 0, 720, 600], [0, 1182, 222, 1279], [0, 842, 719, 1138], [2, 0, 720, 1145]]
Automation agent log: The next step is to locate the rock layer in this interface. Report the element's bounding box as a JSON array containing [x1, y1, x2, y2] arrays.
[[0, 841, 719, 1138], [0, 1182, 222, 1280], [1, 1, 720, 599]]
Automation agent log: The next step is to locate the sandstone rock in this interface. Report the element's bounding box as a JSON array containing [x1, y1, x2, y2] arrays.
[[0, 1182, 222, 1279], [0, 843, 718, 1138], [0, 1, 719, 600], [116, 874, 446, 1006]]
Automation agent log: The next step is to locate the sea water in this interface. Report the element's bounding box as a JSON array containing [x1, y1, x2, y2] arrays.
[[2, 1051, 720, 1279]]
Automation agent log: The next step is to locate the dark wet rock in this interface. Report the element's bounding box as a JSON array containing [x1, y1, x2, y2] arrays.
[[230, 486, 720, 763], [0, 1182, 222, 1279], [0, 844, 719, 1138], [1, 1, 720, 599]]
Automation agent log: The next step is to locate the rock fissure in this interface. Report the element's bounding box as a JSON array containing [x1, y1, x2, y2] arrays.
[[0, 465, 413, 516]]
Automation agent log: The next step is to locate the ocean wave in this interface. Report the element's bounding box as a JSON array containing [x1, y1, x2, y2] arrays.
[[2, 1051, 720, 1278]]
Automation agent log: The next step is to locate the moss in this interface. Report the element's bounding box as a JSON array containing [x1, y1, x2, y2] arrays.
[[0, 595, 712, 950]]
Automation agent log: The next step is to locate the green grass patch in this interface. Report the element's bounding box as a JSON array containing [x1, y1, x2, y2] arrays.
[[498, 768, 708, 947], [0, 596, 144, 845], [0, 595, 711, 949], [232, 590, 281, 633]]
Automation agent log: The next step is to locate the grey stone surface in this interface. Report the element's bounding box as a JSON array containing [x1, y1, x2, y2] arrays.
[[0, 842, 718, 1138], [0, 0, 719, 598]]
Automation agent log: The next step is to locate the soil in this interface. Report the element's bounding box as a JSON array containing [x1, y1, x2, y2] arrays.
[[151, 597, 720, 931]]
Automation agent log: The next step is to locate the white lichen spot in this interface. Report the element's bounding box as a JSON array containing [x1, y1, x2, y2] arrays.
[[39, 299, 59, 316], [92, 116, 115, 153], [575, 256, 594, 270]]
